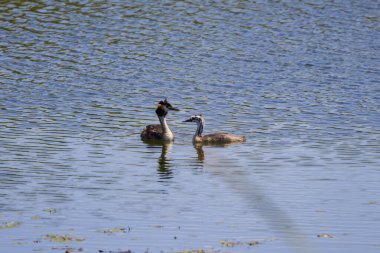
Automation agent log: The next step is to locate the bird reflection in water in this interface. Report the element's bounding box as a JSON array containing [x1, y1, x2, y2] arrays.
[[143, 140, 173, 180], [194, 143, 205, 162], [193, 142, 235, 162]]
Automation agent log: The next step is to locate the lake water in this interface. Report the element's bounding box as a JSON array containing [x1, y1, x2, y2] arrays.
[[1, 1, 380, 252]]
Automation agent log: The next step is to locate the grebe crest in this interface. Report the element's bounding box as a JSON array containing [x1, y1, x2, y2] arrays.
[[184, 114, 246, 145], [141, 99, 179, 142]]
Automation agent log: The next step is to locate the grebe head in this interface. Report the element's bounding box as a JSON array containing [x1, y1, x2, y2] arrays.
[[156, 99, 179, 117], [184, 114, 205, 137], [183, 114, 204, 123]]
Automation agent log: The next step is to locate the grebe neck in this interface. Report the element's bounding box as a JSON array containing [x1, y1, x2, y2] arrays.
[[158, 116, 174, 140], [195, 118, 205, 137]]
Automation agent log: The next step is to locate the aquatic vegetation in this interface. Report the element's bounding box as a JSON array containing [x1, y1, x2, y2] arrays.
[[220, 240, 236, 247], [148, 225, 164, 228], [13, 240, 28, 246], [44, 209, 58, 214], [98, 250, 135, 253], [220, 239, 260, 247], [51, 246, 84, 252], [97, 227, 129, 234], [171, 250, 221, 253], [169, 239, 270, 253], [44, 234, 85, 242], [0, 221, 21, 229]]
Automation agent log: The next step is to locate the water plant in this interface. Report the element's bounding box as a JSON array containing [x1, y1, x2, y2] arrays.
[[44, 234, 85, 242], [0, 221, 21, 229]]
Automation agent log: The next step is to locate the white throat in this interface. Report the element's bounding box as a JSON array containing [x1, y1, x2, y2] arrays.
[[158, 116, 174, 141]]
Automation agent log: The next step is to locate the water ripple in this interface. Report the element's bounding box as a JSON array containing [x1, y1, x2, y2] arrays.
[[1, 1, 380, 252]]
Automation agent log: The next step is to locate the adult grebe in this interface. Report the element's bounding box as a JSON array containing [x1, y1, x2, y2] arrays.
[[141, 99, 179, 142], [184, 114, 246, 144]]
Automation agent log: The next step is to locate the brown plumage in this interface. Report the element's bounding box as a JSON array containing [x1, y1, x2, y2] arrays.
[[184, 115, 246, 145], [141, 124, 164, 139], [198, 132, 246, 144]]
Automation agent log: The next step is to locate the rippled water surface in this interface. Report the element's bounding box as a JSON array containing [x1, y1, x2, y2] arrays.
[[1, 1, 380, 252]]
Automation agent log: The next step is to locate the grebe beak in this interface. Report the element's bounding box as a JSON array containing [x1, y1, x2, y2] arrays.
[[168, 107, 179, 111], [183, 118, 192, 122]]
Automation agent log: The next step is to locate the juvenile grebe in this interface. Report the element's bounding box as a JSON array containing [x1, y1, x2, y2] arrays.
[[184, 114, 246, 144], [141, 99, 179, 142]]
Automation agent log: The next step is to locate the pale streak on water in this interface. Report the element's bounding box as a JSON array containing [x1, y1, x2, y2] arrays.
[[1, 1, 380, 253]]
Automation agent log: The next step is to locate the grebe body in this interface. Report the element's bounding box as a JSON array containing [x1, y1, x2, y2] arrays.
[[184, 115, 246, 144], [141, 99, 179, 142]]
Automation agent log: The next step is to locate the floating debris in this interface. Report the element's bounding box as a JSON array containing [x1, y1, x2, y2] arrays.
[[220, 240, 237, 247], [192, 20, 204, 25], [52, 246, 83, 252], [317, 234, 334, 238], [220, 239, 260, 247], [368, 201, 379, 205], [247, 240, 260, 245], [12, 239, 28, 246], [97, 227, 128, 234], [171, 250, 219, 253], [148, 225, 164, 228], [44, 209, 58, 214], [98, 250, 134, 253], [0, 221, 21, 229], [44, 234, 85, 242]]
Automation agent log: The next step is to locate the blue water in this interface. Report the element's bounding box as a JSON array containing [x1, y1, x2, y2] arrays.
[[1, 1, 380, 252]]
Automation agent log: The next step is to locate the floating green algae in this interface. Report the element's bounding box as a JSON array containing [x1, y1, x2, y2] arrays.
[[220, 239, 260, 247], [171, 250, 219, 253], [44, 234, 85, 242], [97, 227, 128, 234], [148, 225, 164, 228], [0, 221, 21, 229]]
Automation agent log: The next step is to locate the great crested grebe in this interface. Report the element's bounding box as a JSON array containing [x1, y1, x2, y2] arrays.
[[141, 99, 179, 142], [184, 114, 246, 144]]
